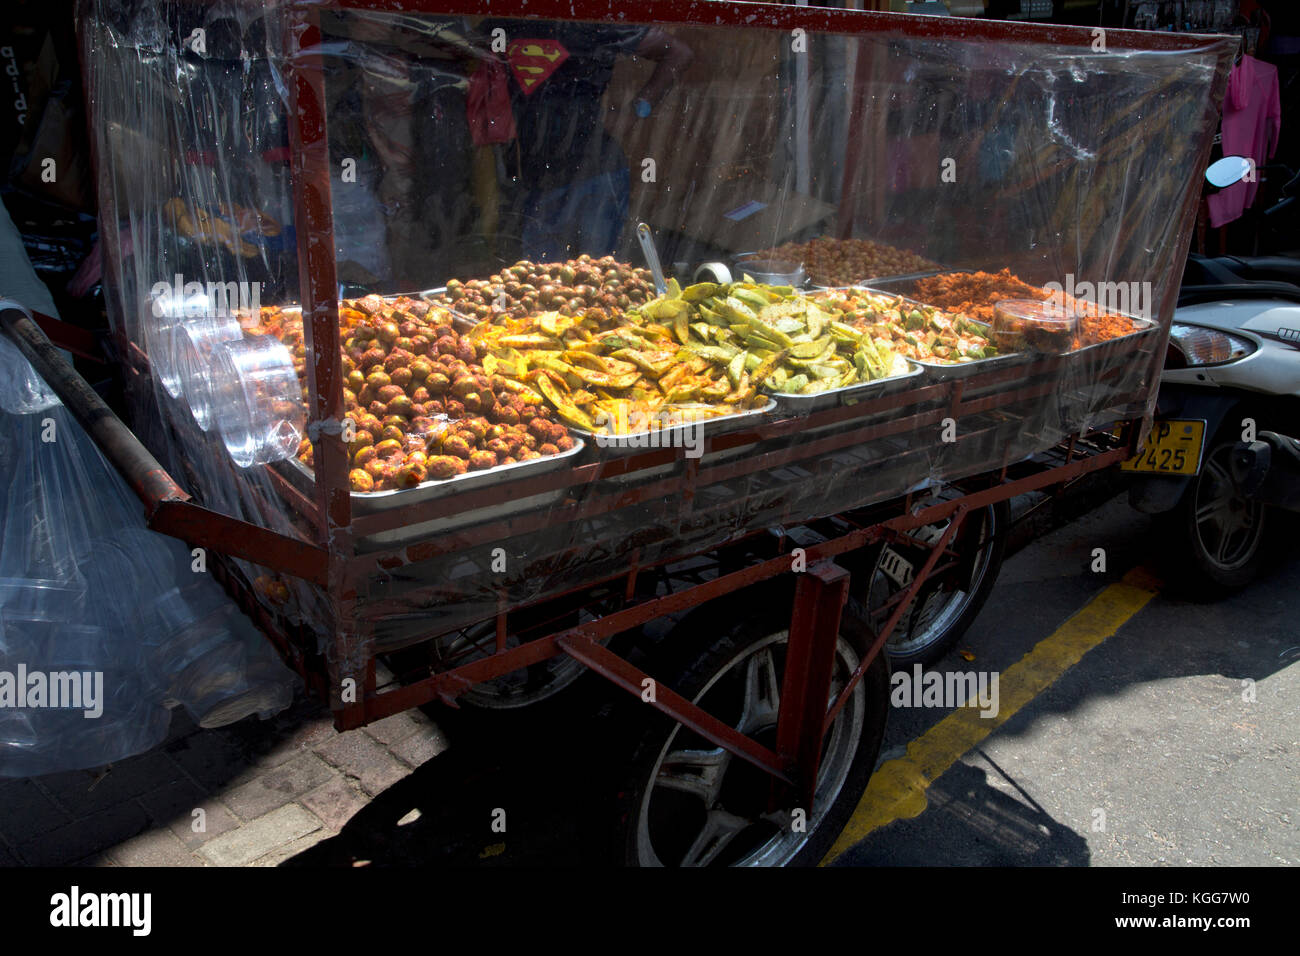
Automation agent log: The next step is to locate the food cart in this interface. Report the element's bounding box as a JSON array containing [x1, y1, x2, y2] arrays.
[[4, 0, 1234, 865]]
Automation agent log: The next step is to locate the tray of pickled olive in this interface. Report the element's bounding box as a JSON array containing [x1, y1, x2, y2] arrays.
[[751, 237, 940, 288], [424, 255, 657, 324], [250, 295, 582, 499]]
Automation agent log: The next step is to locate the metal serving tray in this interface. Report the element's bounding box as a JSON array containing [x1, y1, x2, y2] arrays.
[[568, 398, 778, 451], [913, 349, 1033, 381], [863, 275, 1158, 362], [281, 438, 583, 510], [279, 439, 586, 548], [809, 268, 944, 292], [860, 268, 975, 296], [744, 236, 944, 290], [424, 292, 780, 441], [1056, 314, 1162, 428], [911, 314, 1155, 385], [810, 287, 1027, 383], [761, 361, 925, 412], [257, 294, 592, 546], [1070, 314, 1159, 356]]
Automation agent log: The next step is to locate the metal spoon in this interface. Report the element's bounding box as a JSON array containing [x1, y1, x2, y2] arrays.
[[636, 222, 668, 295]]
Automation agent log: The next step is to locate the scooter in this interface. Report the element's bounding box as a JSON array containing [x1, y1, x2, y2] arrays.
[[1126, 157, 1300, 593]]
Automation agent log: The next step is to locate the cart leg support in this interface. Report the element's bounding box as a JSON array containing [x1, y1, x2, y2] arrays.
[[776, 561, 849, 813], [557, 634, 793, 785], [825, 504, 968, 734]]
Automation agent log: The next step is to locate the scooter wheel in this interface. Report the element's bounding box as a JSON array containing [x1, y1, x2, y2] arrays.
[[1169, 433, 1272, 595]]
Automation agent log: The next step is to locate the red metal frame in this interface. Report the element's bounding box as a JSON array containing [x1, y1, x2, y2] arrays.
[[317, 425, 1136, 814], [778, 562, 850, 809], [62, 0, 1231, 825], [297, 0, 1226, 52], [559, 634, 794, 785], [338, 426, 1132, 717], [30, 310, 103, 363]]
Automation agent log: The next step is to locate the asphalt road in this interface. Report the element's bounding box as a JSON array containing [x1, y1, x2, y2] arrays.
[[288, 484, 1300, 867], [828, 493, 1300, 867]]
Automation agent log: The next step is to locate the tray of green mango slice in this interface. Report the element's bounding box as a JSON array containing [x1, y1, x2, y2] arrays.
[[632, 277, 925, 413]]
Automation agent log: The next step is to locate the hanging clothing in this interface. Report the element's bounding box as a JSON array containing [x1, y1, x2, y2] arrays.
[[466, 59, 517, 147], [1208, 54, 1282, 228]]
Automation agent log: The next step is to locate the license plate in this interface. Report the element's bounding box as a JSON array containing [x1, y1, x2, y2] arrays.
[[1120, 419, 1206, 475]]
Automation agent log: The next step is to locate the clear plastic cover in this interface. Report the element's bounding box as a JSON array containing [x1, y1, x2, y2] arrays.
[[77, 1, 1234, 693], [174, 310, 244, 430]]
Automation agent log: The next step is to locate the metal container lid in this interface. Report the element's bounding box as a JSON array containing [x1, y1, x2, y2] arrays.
[[992, 298, 1076, 329], [732, 258, 807, 286]]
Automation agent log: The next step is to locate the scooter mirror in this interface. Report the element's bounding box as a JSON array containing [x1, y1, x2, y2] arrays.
[[1206, 155, 1254, 188]]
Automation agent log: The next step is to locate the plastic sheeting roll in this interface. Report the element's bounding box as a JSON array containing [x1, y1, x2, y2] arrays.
[[694, 261, 732, 284]]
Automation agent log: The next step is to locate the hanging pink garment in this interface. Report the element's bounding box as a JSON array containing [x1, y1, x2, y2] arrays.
[[1208, 55, 1282, 228], [467, 59, 517, 147]]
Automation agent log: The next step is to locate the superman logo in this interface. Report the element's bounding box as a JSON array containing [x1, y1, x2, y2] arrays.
[[506, 38, 569, 95]]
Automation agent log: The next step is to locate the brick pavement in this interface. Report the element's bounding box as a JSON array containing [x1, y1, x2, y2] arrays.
[[0, 694, 449, 867]]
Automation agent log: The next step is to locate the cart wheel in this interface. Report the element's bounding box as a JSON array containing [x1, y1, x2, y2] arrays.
[[843, 499, 1008, 666], [434, 616, 600, 712], [435, 588, 631, 712], [451, 620, 594, 711], [613, 592, 888, 867]]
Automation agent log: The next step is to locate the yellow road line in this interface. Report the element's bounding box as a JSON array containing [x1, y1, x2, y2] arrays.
[[821, 565, 1162, 865]]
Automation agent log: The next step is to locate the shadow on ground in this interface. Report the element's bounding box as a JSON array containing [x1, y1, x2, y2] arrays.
[[829, 751, 1091, 866], [284, 700, 618, 867]]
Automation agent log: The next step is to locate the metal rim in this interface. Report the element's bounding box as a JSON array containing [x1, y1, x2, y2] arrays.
[[868, 507, 996, 659], [1192, 443, 1265, 572], [631, 631, 866, 867], [437, 600, 618, 710], [459, 638, 591, 709]]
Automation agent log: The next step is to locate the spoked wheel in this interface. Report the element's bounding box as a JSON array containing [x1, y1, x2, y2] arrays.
[[446, 625, 593, 710], [433, 588, 629, 711], [1172, 437, 1270, 594], [614, 594, 889, 867], [844, 498, 1008, 666]]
